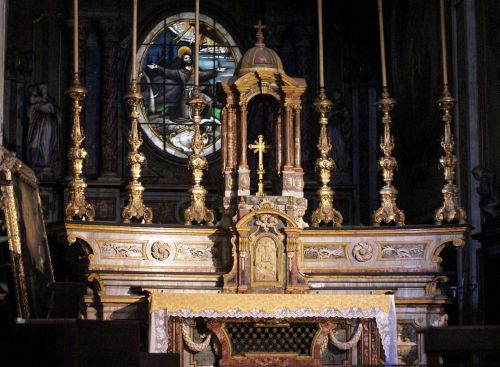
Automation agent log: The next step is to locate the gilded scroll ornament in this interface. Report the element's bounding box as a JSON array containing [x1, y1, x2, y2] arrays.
[[184, 88, 215, 226], [64, 76, 95, 221], [372, 88, 405, 226], [255, 213, 279, 232], [122, 84, 153, 223], [311, 89, 343, 228], [434, 86, 466, 225], [425, 275, 449, 296]]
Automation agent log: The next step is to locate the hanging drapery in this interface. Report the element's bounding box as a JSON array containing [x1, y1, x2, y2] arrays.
[[148, 293, 397, 365]]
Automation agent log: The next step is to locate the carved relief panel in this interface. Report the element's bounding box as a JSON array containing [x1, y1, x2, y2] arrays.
[[250, 233, 283, 288]]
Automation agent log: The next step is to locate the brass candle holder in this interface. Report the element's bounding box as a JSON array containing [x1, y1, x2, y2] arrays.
[[64, 75, 95, 221], [311, 88, 343, 227], [184, 87, 215, 226], [434, 85, 466, 225], [372, 87, 405, 226], [121, 83, 153, 223]]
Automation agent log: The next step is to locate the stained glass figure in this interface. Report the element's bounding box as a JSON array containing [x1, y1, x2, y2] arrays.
[[136, 13, 241, 159]]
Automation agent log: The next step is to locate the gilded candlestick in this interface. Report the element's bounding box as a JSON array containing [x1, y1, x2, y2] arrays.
[[184, 88, 215, 225], [372, 0, 404, 226], [372, 88, 405, 226], [311, 89, 343, 228], [64, 0, 94, 222], [122, 0, 152, 223], [311, 0, 342, 227], [184, 0, 214, 225], [65, 76, 95, 221], [434, 0, 466, 225]]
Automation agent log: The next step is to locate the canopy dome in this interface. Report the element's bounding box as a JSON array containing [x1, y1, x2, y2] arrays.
[[236, 22, 284, 76]]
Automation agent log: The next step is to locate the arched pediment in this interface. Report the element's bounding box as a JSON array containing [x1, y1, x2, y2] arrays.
[[235, 208, 299, 229]]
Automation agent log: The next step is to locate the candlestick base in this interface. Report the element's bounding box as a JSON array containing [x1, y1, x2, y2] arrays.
[[184, 184, 215, 226], [122, 182, 153, 224], [434, 183, 467, 225], [311, 186, 343, 228], [373, 185, 405, 226]]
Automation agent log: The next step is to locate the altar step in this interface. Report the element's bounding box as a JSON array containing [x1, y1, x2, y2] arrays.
[[13, 319, 140, 366], [139, 352, 180, 367]]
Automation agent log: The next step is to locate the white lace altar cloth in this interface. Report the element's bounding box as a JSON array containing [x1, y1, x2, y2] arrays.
[[148, 293, 397, 365]]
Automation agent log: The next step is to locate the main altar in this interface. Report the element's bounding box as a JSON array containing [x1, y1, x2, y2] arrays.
[[46, 0, 469, 366]]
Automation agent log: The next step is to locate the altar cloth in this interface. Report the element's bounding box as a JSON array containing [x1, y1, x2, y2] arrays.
[[148, 293, 397, 365]]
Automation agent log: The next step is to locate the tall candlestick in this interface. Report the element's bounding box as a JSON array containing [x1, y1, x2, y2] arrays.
[[73, 0, 78, 75], [317, 0, 324, 88], [194, 0, 200, 87], [434, 0, 466, 225], [131, 0, 138, 84], [65, 0, 95, 222], [377, 0, 388, 87], [439, 0, 448, 85]]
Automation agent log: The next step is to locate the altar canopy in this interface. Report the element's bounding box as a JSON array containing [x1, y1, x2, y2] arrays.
[[148, 293, 398, 365]]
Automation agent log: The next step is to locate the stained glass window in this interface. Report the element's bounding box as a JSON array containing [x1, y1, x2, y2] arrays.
[[136, 13, 241, 159]]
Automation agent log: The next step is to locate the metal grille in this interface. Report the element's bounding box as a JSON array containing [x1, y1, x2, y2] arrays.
[[226, 322, 319, 356]]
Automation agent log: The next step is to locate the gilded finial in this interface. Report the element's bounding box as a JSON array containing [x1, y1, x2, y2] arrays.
[[254, 20, 266, 47]]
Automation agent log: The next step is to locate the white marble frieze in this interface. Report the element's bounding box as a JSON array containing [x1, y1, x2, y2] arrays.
[[174, 241, 220, 261], [302, 243, 348, 261], [378, 242, 427, 260], [299, 226, 467, 272], [96, 239, 147, 259], [57, 223, 230, 273]]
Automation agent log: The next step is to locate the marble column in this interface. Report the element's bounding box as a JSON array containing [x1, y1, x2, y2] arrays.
[[239, 102, 248, 169], [226, 105, 235, 170], [284, 103, 293, 169], [98, 18, 121, 180], [276, 113, 282, 175], [238, 101, 250, 197], [221, 106, 228, 174], [294, 105, 302, 169]]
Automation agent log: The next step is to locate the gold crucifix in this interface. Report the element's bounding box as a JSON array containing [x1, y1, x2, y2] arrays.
[[249, 134, 269, 196]]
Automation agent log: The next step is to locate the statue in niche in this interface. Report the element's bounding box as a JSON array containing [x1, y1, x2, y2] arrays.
[[254, 236, 277, 282], [26, 84, 60, 177], [472, 166, 500, 229], [327, 89, 352, 173]]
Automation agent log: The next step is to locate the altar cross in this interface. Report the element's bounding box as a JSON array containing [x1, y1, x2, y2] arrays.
[[249, 134, 269, 196], [254, 20, 266, 45]]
